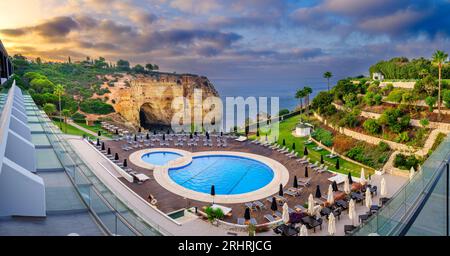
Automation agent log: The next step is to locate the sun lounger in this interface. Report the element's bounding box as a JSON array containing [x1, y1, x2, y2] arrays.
[[284, 190, 298, 197], [264, 214, 277, 222], [274, 211, 282, 218], [297, 177, 311, 186], [237, 218, 245, 225], [277, 146, 286, 152], [317, 165, 328, 173], [280, 148, 290, 154], [235, 136, 247, 142], [298, 158, 310, 165], [244, 202, 254, 210], [296, 156, 306, 162], [253, 200, 266, 210]]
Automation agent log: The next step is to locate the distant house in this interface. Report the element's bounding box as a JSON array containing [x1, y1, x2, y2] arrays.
[[295, 123, 312, 137], [372, 72, 385, 81]]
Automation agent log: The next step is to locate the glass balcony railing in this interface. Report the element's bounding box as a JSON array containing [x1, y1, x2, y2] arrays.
[[351, 133, 450, 236], [26, 97, 168, 236]]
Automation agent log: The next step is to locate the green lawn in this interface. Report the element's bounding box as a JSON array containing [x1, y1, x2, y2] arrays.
[[52, 120, 95, 139], [75, 121, 112, 138], [249, 114, 374, 178]]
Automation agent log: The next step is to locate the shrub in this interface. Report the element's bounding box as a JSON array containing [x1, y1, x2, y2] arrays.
[[425, 96, 437, 111], [363, 119, 381, 134], [394, 154, 421, 170], [443, 90, 450, 108], [338, 112, 359, 128], [278, 109, 290, 116], [71, 112, 86, 122], [205, 206, 224, 222], [80, 99, 114, 114], [420, 118, 429, 128], [311, 128, 333, 147], [396, 132, 410, 143], [386, 89, 406, 103]]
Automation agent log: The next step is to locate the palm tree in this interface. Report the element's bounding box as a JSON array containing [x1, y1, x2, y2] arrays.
[[432, 50, 448, 121], [323, 71, 333, 91], [62, 109, 71, 133], [303, 86, 313, 113], [54, 84, 65, 129], [295, 88, 306, 111]]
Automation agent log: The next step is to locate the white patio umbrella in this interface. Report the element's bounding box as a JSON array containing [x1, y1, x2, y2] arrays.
[[348, 199, 357, 226], [282, 203, 290, 224], [299, 225, 308, 236], [308, 194, 315, 215], [331, 147, 335, 155], [327, 184, 334, 205], [409, 167, 415, 181], [344, 176, 351, 194], [380, 177, 388, 197], [360, 168, 366, 185], [328, 213, 336, 236], [365, 187, 372, 210]]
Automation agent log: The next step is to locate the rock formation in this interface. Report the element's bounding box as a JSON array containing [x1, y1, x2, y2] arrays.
[[108, 72, 220, 128]]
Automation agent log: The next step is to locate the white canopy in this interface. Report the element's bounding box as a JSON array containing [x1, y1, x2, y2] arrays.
[[327, 184, 334, 205], [348, 199, 357, 226], [360, 168, 366, 185], [344, 176, 351, 194], [380, 177, 388, 197], [365, 188, 372, 210], [308, 194, 315, 215], [328, 213, 336, 236], [299, 225, 308, 236], [282, 203, 290, 224]]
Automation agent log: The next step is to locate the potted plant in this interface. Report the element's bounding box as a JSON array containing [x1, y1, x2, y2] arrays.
[[248, 224, 256, 236], [205, 206, 224, 225]]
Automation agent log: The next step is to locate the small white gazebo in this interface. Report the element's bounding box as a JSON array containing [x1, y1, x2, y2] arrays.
[[295, 122, 312, 137]]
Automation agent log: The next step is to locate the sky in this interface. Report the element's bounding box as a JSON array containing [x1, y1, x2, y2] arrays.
[[1, 0, 450, 107]]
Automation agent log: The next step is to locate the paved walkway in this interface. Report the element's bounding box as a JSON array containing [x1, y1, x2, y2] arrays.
[[66, 136, 246, 236], [67, 119, 109, 139]]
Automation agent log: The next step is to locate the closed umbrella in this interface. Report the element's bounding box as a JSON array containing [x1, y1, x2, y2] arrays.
[[315, 185, 322, 199], [307, 194, 315, 215], [190, 133, 193, 139], [107, 147, 111, 155], [271, 197, 278, 213], [210, 185, 215, 204], [304, 166, 309, 178], [332, 181, 338, 192], [365, 187, 372, 210], [304, 146, 308, 156], [360, 168, 366, 185], [162, 134, 166, 141], [146, 133, 150, 140], [123, 159, 128, 167], [409, 167, 415, 181], [134, 134, 137, 141], [344, 176, 351, 194], [293, 176, 298, 188], [98, 131, 101, 137], [292, 143, 296, 150], [320, 154, 324, 164], [380, 177, 387, 197], [114, 153, 119, 161], [244, 207, 251, 222], [278, 184, 283, 196], [153, 130, 157, 135], [282, 203, 290, 224], [115, 129, 119, 135], [96, 138, 100, 146], [101, 142, 105, 151], [328, 213, 336, 236], [299, 225, 308, 236], [221, 131, 223, 137], [327, 184, 334, 205], [348, 199, 357, 226], [348, 172, 353, 184]]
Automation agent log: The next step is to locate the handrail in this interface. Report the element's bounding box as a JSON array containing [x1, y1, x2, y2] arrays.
[[29, 99, 165, 236], [351, 133, 450, 236]]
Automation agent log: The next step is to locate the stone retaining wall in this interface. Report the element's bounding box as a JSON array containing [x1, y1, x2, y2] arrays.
[[380, 81, 416, 89]]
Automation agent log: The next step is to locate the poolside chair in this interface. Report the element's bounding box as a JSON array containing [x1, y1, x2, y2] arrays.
[[289, 152, 299, 159], [285, 150, 295, 157], [284, 190, 298, 197], [317, 165, 328, 174], [297, 177, 311, 187], [313, 164, 324, 171], [277, 146, 286, 152], [296, 156, 306, 162], [298, 157, 310, 165], [274, 211, 282, 218], [280, 147, 290, 154], [252, 200, 266, 210], [244, 202, 255, 210], [264, 214, 277, 222], [237, 218, 245, 225], [309, 161, 319, 168]]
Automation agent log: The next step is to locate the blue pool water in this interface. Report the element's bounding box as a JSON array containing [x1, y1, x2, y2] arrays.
[[142, 151, 182, 166], [169, 155, 274, 195]]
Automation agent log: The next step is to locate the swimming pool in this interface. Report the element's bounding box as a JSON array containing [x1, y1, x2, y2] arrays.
[[141, 151, 182, 166], [169, 155, 274, 195]]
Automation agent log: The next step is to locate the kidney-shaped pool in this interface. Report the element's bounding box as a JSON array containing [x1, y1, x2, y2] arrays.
[[168, 155, 274, 195]]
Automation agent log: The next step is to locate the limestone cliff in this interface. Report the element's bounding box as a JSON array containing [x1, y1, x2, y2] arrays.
[[104, 72, 220, 127]]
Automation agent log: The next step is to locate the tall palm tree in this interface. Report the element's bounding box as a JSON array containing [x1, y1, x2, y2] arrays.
[[62, 109, 71, 133], [303, 86, 313, 113], [323, 71, 333, 91], [295, 88, 306, 111], [54, 84, 65, 129], [432, 50, 448, 121]]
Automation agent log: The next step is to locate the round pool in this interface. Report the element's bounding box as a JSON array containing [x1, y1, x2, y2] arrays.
[[168, 155, 274, 195], [141, 151, 182, 166]]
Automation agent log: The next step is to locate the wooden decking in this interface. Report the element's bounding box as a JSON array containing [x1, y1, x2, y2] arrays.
[[103, 136, 334, 226]]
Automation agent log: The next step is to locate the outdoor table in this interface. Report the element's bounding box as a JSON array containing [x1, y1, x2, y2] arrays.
[[351, 192, 364, 204], [275, 224, 298, 236], [380, 197, 390, 206], [321, 207, 341, 220], [301, 216, 322, 232], [336, 200, 348, 209], [359, 213, 370, 223]]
